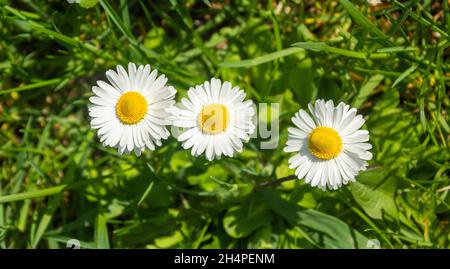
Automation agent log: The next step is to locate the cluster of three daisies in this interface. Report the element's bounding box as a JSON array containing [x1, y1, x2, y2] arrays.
[[89, 63, 372, 190]]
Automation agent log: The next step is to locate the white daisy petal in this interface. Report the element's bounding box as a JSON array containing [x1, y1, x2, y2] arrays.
[[324, 100, 334, 127], [183, 130, 201, 150], [106, 69, 126, 93], [292, 114, 312, 132], [97, 80, 121, 97], [128, 63, 137, 89], [342, 130, 370, 143], [299, 109, 316, 130], [311, 162, 324, 187], [117, 65, 131, 92], [340, 115, 365, 136], [296, 159, 312, 180]]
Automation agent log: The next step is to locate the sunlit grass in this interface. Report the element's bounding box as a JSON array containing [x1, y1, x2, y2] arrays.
[[0, 0, 449, 249]]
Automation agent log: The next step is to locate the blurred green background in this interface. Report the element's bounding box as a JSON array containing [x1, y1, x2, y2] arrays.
[[0, 0, 449, 249]]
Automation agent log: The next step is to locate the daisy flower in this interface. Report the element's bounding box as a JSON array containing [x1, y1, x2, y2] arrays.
[[169, 78, 255, 161], [284, 99, 373, 190], [89, 63, 176, 156]]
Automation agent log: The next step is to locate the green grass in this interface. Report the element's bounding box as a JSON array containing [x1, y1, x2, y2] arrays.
[[0, 0, 449, 249]]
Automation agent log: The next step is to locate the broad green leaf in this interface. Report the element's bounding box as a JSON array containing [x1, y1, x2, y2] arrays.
[[257, 189, 370, 249], [79, 0, 98, 8], [187, 164, 227, 192], [270, 89, 300, 115], [283, 56, 316, 106], [290, 186, 319, 209], [317, 77, 341, 102], [353, 74, 384, 108], [154, 230, 184, 248], [275, 163, 296, 190], [223, 197, 273, 238], [350, 169, 398, 219], [144, 27, 166, 50], [247, 226, 276, 249]]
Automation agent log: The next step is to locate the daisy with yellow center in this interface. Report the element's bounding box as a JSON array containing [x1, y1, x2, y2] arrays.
[[89, 63, 176, 156], [284, 99, 373, 190], [169, 78, 255, 161]]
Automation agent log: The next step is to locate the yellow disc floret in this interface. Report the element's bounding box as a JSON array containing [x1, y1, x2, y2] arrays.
[[308, 126, 342, 160], [116, 91, 148, 125], [198, 104, 230, 134]]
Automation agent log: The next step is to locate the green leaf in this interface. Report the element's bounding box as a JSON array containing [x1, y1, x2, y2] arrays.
[[79, 0, 98, 8], [95, 212, 110, 249], [187, 164, 227, 192], [353, 74, 384, 108], [282, 56, 316, 106], [223, 197, 273, 238], [350, 169, 398, 219], [247, 226, 276, 249], [154, 230, 184, 248], [257, 189, 370, 249], [317, 77, 341, 102], [219, 47, 304, 68]]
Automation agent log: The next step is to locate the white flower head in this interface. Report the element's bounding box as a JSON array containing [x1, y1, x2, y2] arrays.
[[284, 99, 373, 190], [67, 0, 79, 3], [169, 78, 255, 161], [89, 63, 177, 156]]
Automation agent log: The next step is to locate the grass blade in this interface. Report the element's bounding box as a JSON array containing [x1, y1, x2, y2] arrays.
[[293, 42, 388, 59], [95, 213, 110, 249], [218, 47, 304, 68], [0, 185, 67, 204], [392, 64, 418, 88], [0, 78, 60, 95], [339, 0, 388, 44]]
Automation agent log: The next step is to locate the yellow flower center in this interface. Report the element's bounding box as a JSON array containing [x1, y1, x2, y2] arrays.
[[308, 126, 342, 160], [115, 91, 148, 125], [198, 104, 230, 134]]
